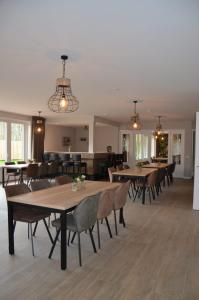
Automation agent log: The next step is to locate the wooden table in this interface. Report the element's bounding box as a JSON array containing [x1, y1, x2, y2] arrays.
[[112, 168, 157, 204], [142, 163, 170, 169], [7, 180, 120, 270], [1, 164, 29, 187]]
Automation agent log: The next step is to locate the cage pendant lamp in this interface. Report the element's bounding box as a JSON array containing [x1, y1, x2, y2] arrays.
[[155, 116, 163, 135], [35, 111, 43, 133], [130, 100, 141, 130], [48, 55, 79, 113]]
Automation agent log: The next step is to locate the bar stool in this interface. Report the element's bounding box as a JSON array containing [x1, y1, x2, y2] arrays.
[[62, 154, 74, 175], [72, 154, 87, 175]]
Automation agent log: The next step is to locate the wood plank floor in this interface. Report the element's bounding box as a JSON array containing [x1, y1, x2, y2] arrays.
[[0, 179, 198, 300]]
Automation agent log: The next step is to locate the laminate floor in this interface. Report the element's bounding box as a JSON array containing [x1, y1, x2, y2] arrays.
[[0, 179, 198, 300]]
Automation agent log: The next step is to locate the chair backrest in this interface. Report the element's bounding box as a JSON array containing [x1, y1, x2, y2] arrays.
[[73, 193, 100, 232], [147, 170, 158, 186], [4, 183, 31, 198], [108, 167, 116, 183], [30, 179, 51, 191], [97, 189, 115, 220], [26, 164, 39, 178], [116, 164, 124, 171], [72, 154, 81, 162], [38, 162, 49, 178], [48, 161, 59, 175], [113, 181, 130, 210], [5, 162, 17, 173], [55, 175, 72, 185]]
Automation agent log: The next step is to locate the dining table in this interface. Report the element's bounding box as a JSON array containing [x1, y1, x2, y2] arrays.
[[7, 180, 121, 270], [112, 167, 157, 204], [1, 163, 29, 188], [142, 162, 170, 169]]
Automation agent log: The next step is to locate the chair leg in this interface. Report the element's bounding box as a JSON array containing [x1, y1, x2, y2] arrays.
[[105, 217, 112, 238], [89, 228, 97, 253], [113, 210, 118, 235], [71, 232, 76, 243], [68, 230, 71, 246], [77, 232, 82, 267], [148, 188, 152, 204], [28, 223, 30, 239], [128, 190, 131, 199], [43, 218, 53, 244], [13, 221, 16, 234], [33, 221, 38, 236], [48, 228, 61, 259], [96, 219, 101, 249], [30, 223, 35, 256]]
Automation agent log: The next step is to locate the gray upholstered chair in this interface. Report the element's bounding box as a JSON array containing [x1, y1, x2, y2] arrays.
[[4, 184, 53, 256], [55, 175, 72, 186], [113, 181, 130, 235], [37, 162, 49, 179], [96, 189, 115, 249], [49, 193, 100, 266]]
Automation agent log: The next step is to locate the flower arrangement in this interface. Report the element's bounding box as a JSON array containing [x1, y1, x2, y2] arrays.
[[72, 174, 86, 191]]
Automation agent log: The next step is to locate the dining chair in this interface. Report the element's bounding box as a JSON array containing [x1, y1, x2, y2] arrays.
[[62, 154, 74, 175], [48, 161, 59, 180], [96, 189, 115, 249], [4, 184, 53, 256], [113, 181, 130, 235], [23, 163, 39, 185], [134, 170, 158, 203], [37, 162, 49, 179], [49, 193, 100, 266], [108, 166, 132, 198], [5, 162, 20, 185], [55, 175, 73, 186], [72, 154, 87, 175]]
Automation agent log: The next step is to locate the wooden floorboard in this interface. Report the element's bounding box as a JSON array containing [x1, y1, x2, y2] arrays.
[[0, 179, 198, 300]]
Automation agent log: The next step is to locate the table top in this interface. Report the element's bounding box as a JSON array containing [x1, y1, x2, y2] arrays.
[[0, 164, 29, 169], [112, 167, 157, 178], [7, 180, 121, 212], [142, 163, 169, 169]]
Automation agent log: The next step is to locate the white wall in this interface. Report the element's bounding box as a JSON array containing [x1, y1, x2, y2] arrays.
[[193, 112, 199, 210], [94, 125, 119, 153], [45, 124, 89, 152], [45, 124, 76, 152], [75, 127, 89, 152]]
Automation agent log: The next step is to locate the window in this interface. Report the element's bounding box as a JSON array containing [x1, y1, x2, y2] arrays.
[[0, 118, 31, 163], [0, 121, 7, 163], [11, 123, 25, 161], [135, 134, 149, 160]]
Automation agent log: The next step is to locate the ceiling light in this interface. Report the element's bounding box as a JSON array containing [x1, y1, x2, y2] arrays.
[[35, 111, 43, 133], [153, 115, 163, 136], [48, 55, 79, 113], [129, 100, 141, 130]]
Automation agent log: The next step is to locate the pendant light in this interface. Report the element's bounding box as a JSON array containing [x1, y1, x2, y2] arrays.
[[35, 111, 43, 133], [154, 116, 163, 137], [48, 55, 79, 113], [130, 100, 141, 130]]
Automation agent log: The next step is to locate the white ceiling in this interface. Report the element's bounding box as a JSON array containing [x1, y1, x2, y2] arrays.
[[0, 0, 199, 124]]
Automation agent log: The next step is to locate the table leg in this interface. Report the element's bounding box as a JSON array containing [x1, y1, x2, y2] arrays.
[[119, 207, 123, 224], [60, 212, 67, 270], [142, 177, 146, 205], [8, 203, 14, 254], [2, 167, 5, 188]]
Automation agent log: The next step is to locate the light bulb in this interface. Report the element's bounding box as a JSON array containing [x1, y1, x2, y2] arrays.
[[36, 126, 42, 133], [133, 122, 138, 129], [157, 130, 161, 135], [60, 94, 68, 108]]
